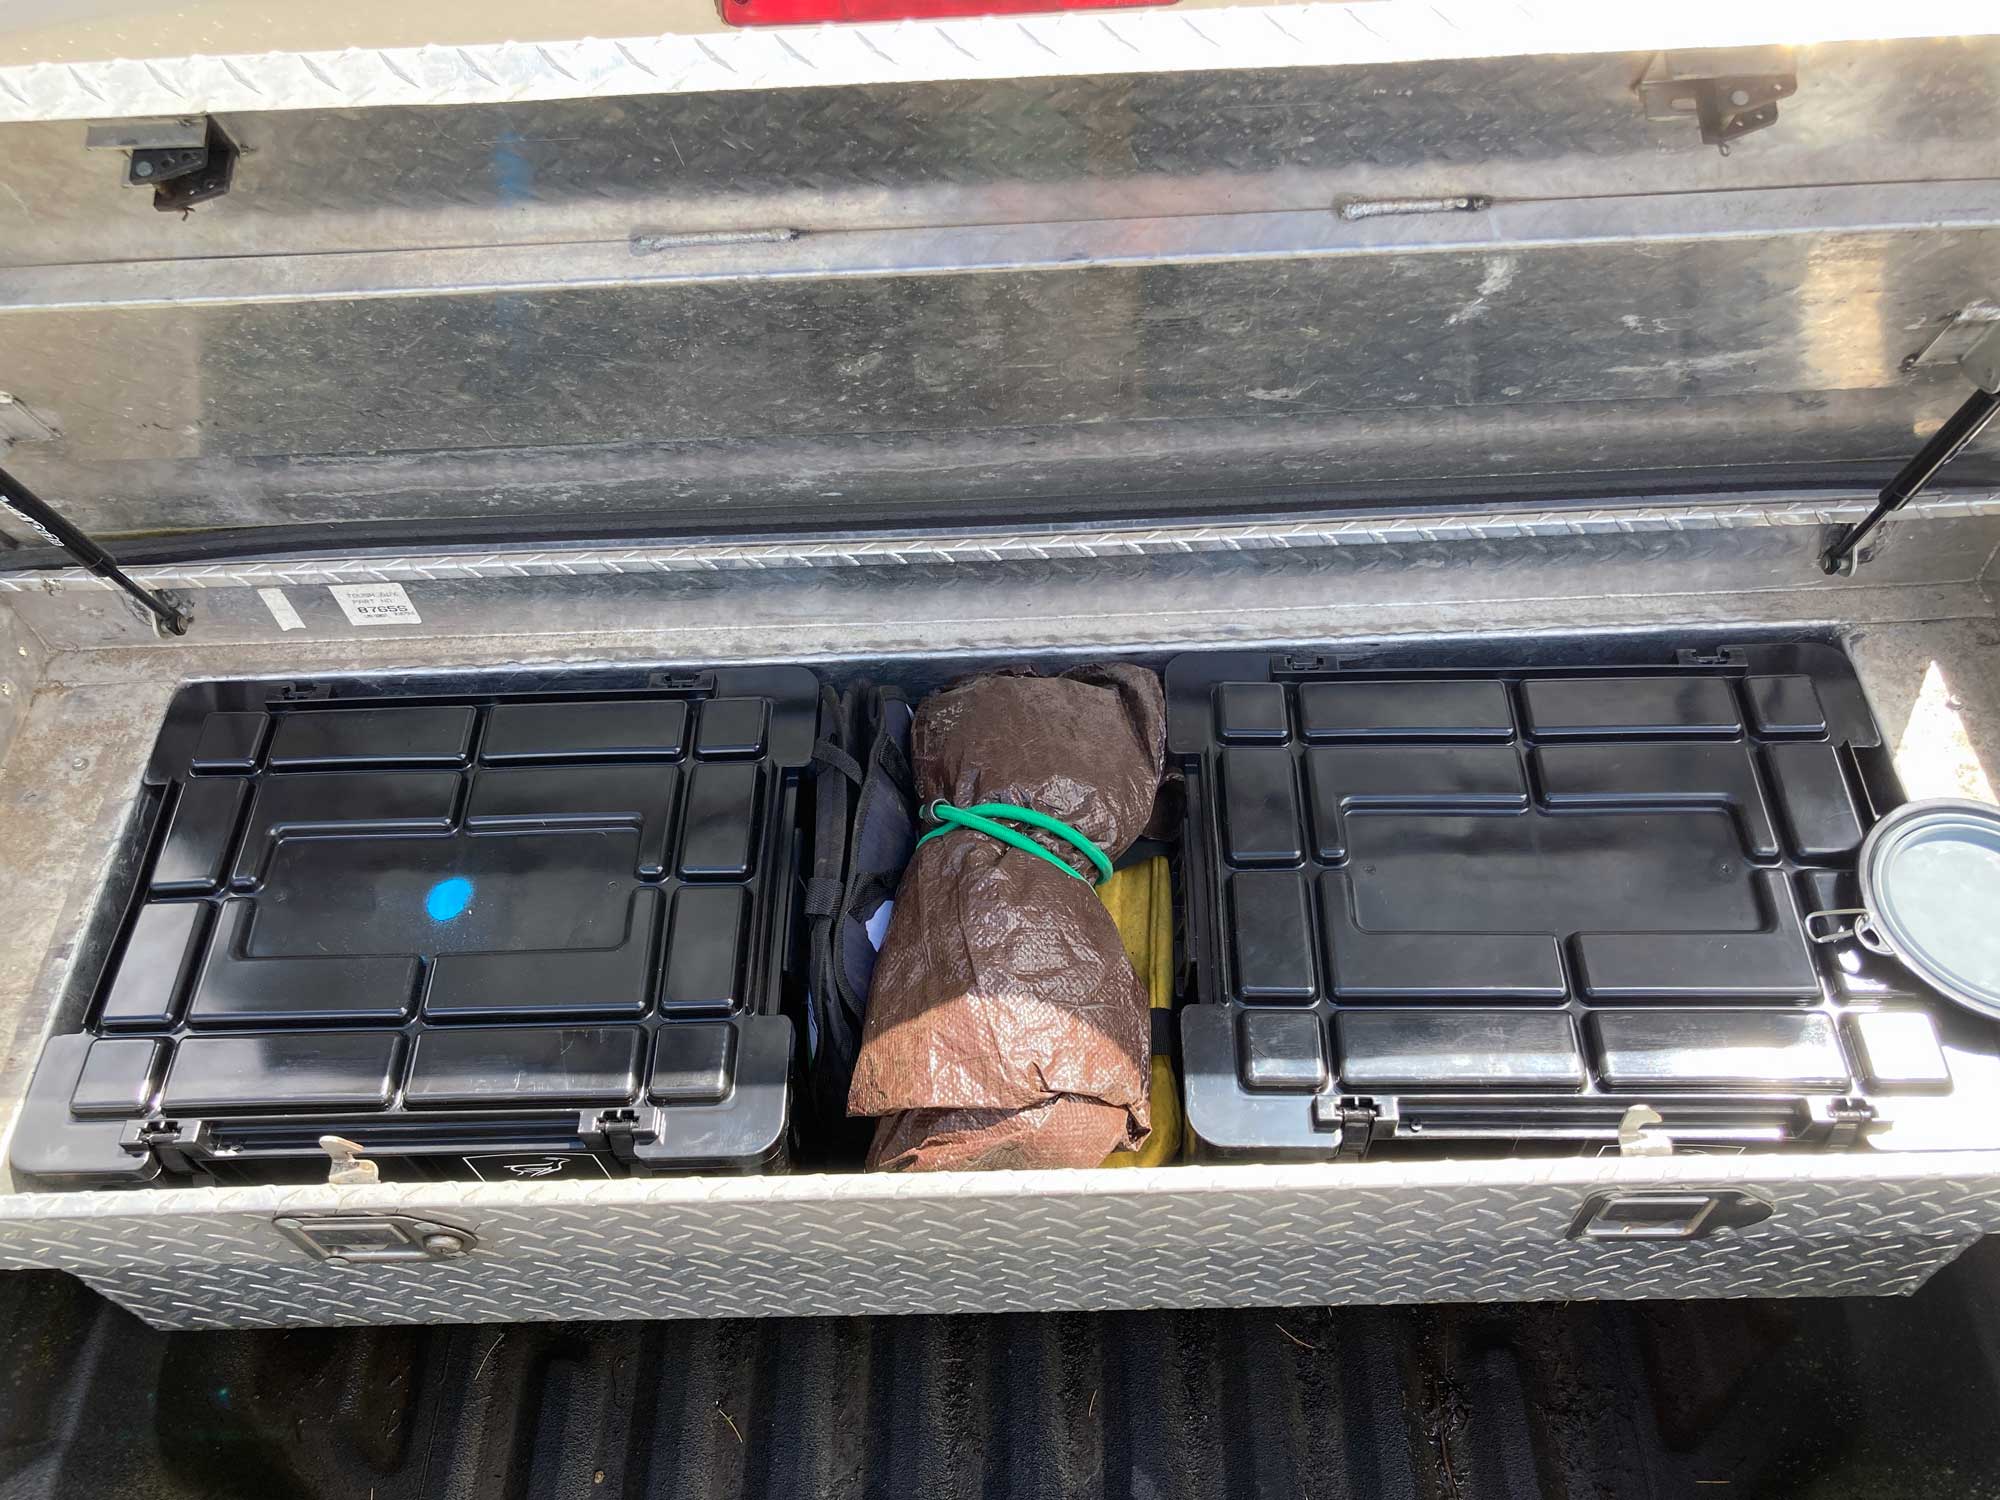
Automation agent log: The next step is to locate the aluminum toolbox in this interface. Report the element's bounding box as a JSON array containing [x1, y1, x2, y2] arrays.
[[1172, 643, 1996, 1159], [11, 667, 814, 1188], [4, 10, 2000, 1329]]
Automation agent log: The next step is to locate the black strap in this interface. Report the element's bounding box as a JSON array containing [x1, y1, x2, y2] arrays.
[[845, 872, 900, 916], [875, 731, 913, 792], [802, 876, 844, 918], [812, 739, 864, 786]]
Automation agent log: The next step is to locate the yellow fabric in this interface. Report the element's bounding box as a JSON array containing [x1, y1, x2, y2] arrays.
[[1099, 856, 1180, 1168]]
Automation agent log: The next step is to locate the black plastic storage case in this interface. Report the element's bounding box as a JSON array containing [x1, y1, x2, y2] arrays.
[[1171, 641, 1999, 1159], [12, 665, 817, 1187]]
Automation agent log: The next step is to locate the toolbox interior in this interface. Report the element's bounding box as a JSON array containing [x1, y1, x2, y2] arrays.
[[10, 626, 2000, 1189]]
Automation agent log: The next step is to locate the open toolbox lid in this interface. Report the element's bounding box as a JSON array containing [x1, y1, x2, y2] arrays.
[[0, 9, 1999, 588]]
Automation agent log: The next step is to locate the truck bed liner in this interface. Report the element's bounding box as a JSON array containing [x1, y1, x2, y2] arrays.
[[6, 1244, 2000, 1498]]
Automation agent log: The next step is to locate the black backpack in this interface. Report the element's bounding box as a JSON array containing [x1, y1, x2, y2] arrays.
[[801, 682, 917, 1150]]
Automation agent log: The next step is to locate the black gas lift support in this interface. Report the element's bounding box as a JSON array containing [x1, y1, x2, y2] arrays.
[[0, 464, 192, 635], [1822, 322, 2000, 576]]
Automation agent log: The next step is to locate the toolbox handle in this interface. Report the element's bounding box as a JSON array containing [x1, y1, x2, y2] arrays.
[[1568, 1191, 1775, 1241], [275, 1215, 478, 1265]]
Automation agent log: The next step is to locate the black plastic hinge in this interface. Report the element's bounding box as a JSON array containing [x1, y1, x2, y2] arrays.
[[1311, 1096, 1379, 1160], [271, 680, 333, 702], [579, 1106, 657, 1163], [1675, 647, 1748, 668], [1821, 1098, 1876, 1150], [1274, 653, 1335, 675], [120, 1117, 210, 1175], [647, 671, 717, 695]]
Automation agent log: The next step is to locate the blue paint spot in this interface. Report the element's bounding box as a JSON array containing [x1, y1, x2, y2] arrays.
[[426, 877, 474, 923], [490, 129, 534, 204]]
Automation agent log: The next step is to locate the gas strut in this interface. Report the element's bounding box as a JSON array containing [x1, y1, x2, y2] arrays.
[[1822, 325, 2000, 575], [0, 463, 191, 635]]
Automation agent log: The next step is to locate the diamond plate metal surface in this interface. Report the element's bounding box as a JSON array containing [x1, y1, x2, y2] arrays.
[[13, 43, 2000, 270], [1, 3, 1996, 123], [1, 1156, 1995, 1329]]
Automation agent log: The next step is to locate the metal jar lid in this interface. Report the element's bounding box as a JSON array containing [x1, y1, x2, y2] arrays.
[[1810, 799, 2000, 1021]]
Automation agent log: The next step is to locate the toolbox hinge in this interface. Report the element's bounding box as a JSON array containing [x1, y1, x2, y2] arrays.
[[579, 1106, 659, 1164], [1311, 1096, 1381, 1160], [83, 115, 238, 211], [1819, 1097, 1877, 1150], [121, 1117, 211, 1175], [271, 680, 334, 702], [1636, 49, 1797, 151]]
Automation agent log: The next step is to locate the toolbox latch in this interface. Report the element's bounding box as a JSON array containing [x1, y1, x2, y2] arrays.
[[647, 671, 717, 694], [120, 1117, 211, 1176], [1311, 1096, 1381, 1160], [1816, 1097, 1877, 1150], [579, 1106, 661, 1164], [1675, 646, 1748, 668], [1569, 1191, 1775, 1241]]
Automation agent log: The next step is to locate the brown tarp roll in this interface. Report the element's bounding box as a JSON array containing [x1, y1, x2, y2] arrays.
[[846, 664, 1166, 1171]]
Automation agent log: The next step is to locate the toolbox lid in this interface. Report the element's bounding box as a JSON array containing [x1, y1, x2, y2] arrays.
[[1, 21, 1999, 570]]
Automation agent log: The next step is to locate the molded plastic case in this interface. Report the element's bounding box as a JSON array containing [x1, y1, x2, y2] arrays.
[[1170, 642, 1989, 1158], [12, 667, 816, 1187]]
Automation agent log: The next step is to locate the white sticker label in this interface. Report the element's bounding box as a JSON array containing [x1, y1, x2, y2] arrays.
[[329, 581, 421, 626], [257, 586, 305, 631], [463, 1152, 613, 1182]]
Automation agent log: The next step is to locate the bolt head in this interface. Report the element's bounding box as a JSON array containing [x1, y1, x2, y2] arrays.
[[133, 159, 154, 178], [422, 1231, 468, 1258]]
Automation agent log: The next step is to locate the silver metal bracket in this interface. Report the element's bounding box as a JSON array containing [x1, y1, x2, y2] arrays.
[[1638, 49, 1797, 151], [274, 1215, 478, 1266]]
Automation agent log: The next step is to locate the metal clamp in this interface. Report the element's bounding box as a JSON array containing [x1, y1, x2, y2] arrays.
[[1568, 1191, 1775, 1241], [274, 1215, 478, 1266]]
